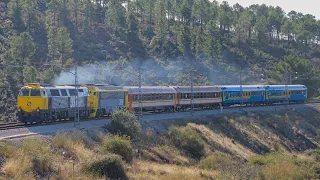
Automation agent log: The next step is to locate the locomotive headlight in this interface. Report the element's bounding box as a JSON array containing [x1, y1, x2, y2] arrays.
[[18, 108, 21, 112], [36, 108, 40, 112]]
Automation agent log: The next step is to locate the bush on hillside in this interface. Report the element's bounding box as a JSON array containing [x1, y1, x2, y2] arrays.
[[168, 125, 205, 159], [85, 155, 127, 180], [101, 135, 133, 163], [200, 152, 233, 170], [107, 110, 141, 139]]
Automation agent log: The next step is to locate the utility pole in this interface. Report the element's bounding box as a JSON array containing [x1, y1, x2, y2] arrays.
[[285, 61, 289, 107], [190, 69, 194, 115], [74, 62, 79, 127], [240, 66, 243, 111], [138, 67, 142, 121]]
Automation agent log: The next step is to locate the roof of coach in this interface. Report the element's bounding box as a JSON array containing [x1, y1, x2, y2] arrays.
[[265, 85, 307, 90], [219, 85, 266, 91], [123, 86, 176, 94], [172, 86, 221, 93]]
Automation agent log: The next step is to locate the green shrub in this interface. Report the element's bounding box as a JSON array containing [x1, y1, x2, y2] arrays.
[[168, 125, 205, 159], [102, 136, 133, 163], [107, 110, 141, 139], [200, 152, 233, 170], [85, 156, 127, 180]]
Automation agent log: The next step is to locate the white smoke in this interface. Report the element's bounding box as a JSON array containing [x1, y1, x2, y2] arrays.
[[53, 57, 263, 86]]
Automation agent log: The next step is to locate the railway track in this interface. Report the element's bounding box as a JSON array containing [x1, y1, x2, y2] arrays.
[[0, 101, 319, 131], [0, 122, 25, 130]]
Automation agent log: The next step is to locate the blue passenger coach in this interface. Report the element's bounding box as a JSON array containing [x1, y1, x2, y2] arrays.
[[220, 85, 266, 106], [265, 85, 307, 103]]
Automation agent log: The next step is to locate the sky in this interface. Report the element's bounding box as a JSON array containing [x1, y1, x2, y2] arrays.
[[218, 0, 320, 19]]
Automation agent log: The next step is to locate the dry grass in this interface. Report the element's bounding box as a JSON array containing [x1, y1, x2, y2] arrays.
[[1, 138, 57, 178], [188, 123, 255, 159], [53, 130, 96, 163], [250, 152, 320, 180], [151, 145, 190, 165], [128, 160, 217, 180], [141, 145, 190, 165]]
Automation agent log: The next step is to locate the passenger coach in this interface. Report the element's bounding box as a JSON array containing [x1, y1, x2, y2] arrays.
[[172, 86, 222, 110], [265, 85, 307, 104], [220, 85, 266, 106], [124, 86, 176, 112]]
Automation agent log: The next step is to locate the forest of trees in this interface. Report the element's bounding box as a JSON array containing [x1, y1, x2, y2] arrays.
[[1, 0, 320, 120]]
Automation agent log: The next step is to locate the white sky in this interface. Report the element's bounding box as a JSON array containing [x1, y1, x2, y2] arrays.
[[218, 0, 320, 19]]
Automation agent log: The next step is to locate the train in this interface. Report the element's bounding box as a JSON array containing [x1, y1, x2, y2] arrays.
[[16, 83, 307, 123]]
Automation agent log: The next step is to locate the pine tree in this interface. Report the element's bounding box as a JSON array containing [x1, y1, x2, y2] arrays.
[[47, 0, 61, 26], [203, 20, 221, 58], [21, 0, 39, 33], [8, 0, 24, 32], [106, 0, 126, 32], [48, 27, 73, 64]]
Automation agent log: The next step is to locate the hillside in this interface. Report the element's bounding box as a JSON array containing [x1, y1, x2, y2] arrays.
[[1, 105, 320, 179], [1, 0, 320, 121]]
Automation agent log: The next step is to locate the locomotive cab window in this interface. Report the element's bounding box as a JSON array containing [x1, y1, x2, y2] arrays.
[[30, 90, 41, 96], [60, 89, 68, 96], [19, 90, 29, 96], [50, 89, 60, 96], [68, 89, 77, 96]]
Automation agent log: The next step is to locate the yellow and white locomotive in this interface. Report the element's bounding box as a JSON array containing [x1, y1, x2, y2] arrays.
[[17, 83, 90, 123]]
